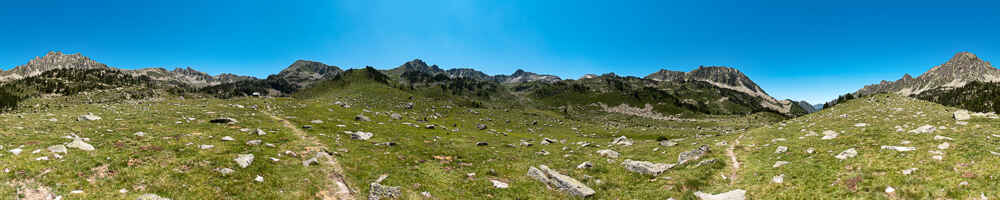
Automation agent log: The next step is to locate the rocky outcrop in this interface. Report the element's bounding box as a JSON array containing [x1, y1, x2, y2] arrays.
[[646, 66, 796, 114], [857, 52, 1000, 96], [0, 51, 109, 81], [527, 165, 595, 197], [274, 60, 343, 87]]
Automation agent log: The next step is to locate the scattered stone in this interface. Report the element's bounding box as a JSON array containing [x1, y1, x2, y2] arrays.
[[854, 123, 867, 127], [246, 140, 262, 146], [622, 159, 674, 176], [660, 140, 678, 147], [694, 159, 718, 167], [254, 175, 264, 182], [47, 145, 67, 154], [355, 115, 371, 122], [476, 142, 489, 146], [134, 132, 146, 137], [255, 129, 267, 136], [596, 149, 620, 158], [10, 148, 23, 155], [954, 110, 971, 121], [821, 130, 838, 140], [775, 146, 788, 154], [348, 131, 373, 140], [490, 179, 509, 189], [805, 148, 815, 154], [577, 161, 593, 169], [772, 174, 785, 183], [199, 145, 214, 150], [209, 118, 237, 124], [221, 136, 235, 141], [611, 136, 633, 146], [526, 165, 595, 197], [235, 154, 254, 168], [934, 135, 953, 141], [937, 142, 950, 150], [67, 139, 95, 151], [310, 120, 324, 124], [835, 148, 858, 160], [902, 168, 917, 175], [216, 168, 234, 175], [678, 145, 710, 164], [77, 113, 102, 121], [773, 161, 790, 168], [390, 113, 402, 120], [885, 186, 895, 193], [369, 175, 401, 200], [477, 124, 488, 130], [909, 125, 936, 134], [880, 146, 916, 152], [694, 189, 746, 200], [137, 193, 172, 200]]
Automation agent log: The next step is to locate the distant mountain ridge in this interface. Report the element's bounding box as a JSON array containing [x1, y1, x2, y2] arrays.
[[646, 66, 798, 114], [856, 52, 1000, 96], [385, 59, 561, 84]]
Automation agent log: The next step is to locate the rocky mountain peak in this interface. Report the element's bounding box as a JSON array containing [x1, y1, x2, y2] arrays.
[[1, 51, 110, 81], [856, 51, 1000, 96], [276, 60, 342, 87]]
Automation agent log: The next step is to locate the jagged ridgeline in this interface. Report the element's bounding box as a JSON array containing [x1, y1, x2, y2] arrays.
[[915, 81, 1000, 113], [0, 68, 181, 109]]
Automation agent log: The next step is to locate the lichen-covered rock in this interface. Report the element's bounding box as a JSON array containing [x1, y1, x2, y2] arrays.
[[527, 165, 595, 197]]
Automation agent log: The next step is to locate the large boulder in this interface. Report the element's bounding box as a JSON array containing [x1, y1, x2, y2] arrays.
[[527, 165, 595, 197], [678, 145, 710, 164], [954, 110, 971, 121], [622, 159, 674, 176]]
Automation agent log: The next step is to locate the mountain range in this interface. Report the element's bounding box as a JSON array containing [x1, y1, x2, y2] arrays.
[[856, 52, 1000, 96], [0, 51, 833, 116]]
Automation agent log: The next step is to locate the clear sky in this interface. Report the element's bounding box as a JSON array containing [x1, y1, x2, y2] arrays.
[[1, 0, 998, 103]]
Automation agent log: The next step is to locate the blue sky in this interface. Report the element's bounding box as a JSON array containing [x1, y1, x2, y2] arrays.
[[1, 0, 998, 103]]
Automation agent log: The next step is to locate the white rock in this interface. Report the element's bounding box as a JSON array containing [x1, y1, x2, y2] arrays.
[[932, 155, 944, 160], [7, 148, 20, 155], [909, 125, 936, 134], [772, 174, 784, 183], [134, 132, 146, 137], [835, 148, 858, 160], [254, 175, 264, 182], [854, 123, 867, 127], [805, 148, 815, 154], [235, 154, 254, 168], [934, 135, 953, 141], [67, 139, 95, 151], [199, 145, 214, 150], [880, 146, 916, 152], [490, 179, 509, 189], [775, 146, 788, 154], [937, 142, 950, 150], [821, 130, 838, 140], [694, 189, 746, 200], [221, 136, 235, 141], [902, 168, 918, 175], [773, 161, 790, 168], [596, 149, 620, 158], [47, 145, 67, 154], [954, 110, 971, 121], [885, 186, 895, 193]]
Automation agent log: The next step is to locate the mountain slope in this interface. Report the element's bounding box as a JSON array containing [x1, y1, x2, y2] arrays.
[[0, 52, 110, 81], [647, 66, 799, 114], [857, 52, 1000, 96]]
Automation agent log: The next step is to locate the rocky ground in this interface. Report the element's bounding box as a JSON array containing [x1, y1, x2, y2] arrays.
[[3, 82, 997, 199]]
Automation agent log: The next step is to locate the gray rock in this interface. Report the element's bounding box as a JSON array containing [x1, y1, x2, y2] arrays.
[[527, 165, 595, 197], [67, 139, 95, 151], [216, 168, 235, 175], [134, 132, 146, 137], [622, 159, 674, 175], [775, 146, 788, 154], [821, 130, 838, 140], [47, 145, 67, 154], [355, 115, 371, 122], [909, 125, 936, 134], [221, 136, 235, 141], [694, 159, 718, 167], [611, 136, 633, 146], [954, 110, 971, 121], [880, 145, 916, 152], [835, 148, 858, 160], [348, 131, 373, 140], [255, 129, 267, 136], [596, 149, 620, 158], [369, 176, 400, 200], [235, 154, 254, 168], [137, 193, 171, 200], [246, 140, 262, 146], [390, 113, 402, 120], [77, 113, 102, 121], [772, 161, 790, 168], [577, 161, 593, 169], [694, 189, 746, 200], [310, 120, 324, 124], [477, 124, 488, 130], [678, 145, 710, 164], [660, 140, 678, 147]]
